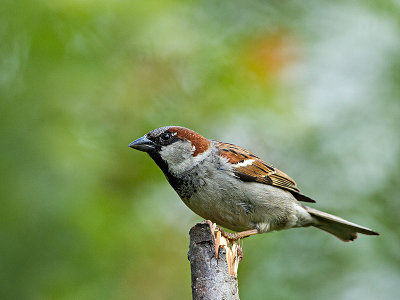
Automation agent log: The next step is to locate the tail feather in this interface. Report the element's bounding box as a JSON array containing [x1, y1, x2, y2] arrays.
[[306, 206, 379, 242]]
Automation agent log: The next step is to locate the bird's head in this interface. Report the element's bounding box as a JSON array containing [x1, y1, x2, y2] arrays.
[[129, 126, 211, 176]]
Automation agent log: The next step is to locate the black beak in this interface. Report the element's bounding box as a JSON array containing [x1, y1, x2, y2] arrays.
[[129, 135, 155, 152]]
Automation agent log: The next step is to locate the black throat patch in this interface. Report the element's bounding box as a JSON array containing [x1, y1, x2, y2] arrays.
[[148, 152, 199, 200]]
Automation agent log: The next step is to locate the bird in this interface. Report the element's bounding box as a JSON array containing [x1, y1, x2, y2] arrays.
[[129, 126, 379, 242]]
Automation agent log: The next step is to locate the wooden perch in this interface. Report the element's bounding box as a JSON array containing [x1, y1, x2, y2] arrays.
[[188, 221, 242, 300]]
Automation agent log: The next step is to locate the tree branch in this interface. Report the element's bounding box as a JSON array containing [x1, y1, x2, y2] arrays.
[[188, 221, 242, 300]]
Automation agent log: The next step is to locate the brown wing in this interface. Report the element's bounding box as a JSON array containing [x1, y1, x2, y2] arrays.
[[216, 142, 315, 203]]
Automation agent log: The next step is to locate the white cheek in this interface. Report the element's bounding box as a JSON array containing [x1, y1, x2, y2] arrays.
[[159, 141, 211, 175], [160, 141, 192, 165], [159, 141, 195, 174]]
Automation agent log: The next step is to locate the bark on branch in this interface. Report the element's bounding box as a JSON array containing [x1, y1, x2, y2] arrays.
[[188, 221, 242, 300]]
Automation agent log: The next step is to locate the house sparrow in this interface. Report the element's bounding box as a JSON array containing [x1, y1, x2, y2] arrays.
[[129, 126, 379, 241]]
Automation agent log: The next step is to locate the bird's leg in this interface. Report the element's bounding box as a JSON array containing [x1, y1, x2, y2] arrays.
[[216, 227, 259, 241]]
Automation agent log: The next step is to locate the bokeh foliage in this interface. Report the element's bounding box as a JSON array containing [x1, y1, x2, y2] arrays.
[[1, 0, 400, 299]]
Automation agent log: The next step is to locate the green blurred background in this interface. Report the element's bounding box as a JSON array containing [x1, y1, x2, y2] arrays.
[[1, 0, 400, 299]]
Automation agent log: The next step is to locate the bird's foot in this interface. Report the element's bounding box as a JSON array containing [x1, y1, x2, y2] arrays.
[[215, 227, 259, 241], [202, 222, 245, 276]]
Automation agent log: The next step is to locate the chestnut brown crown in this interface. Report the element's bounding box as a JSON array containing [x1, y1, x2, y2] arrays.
[[129, 126, 210, 156]]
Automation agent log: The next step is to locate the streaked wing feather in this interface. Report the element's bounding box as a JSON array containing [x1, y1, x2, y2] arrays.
[[217, 142, 316, 203]]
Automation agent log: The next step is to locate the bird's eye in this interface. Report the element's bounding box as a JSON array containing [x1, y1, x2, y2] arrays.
[[161, 132, 170, 141]]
